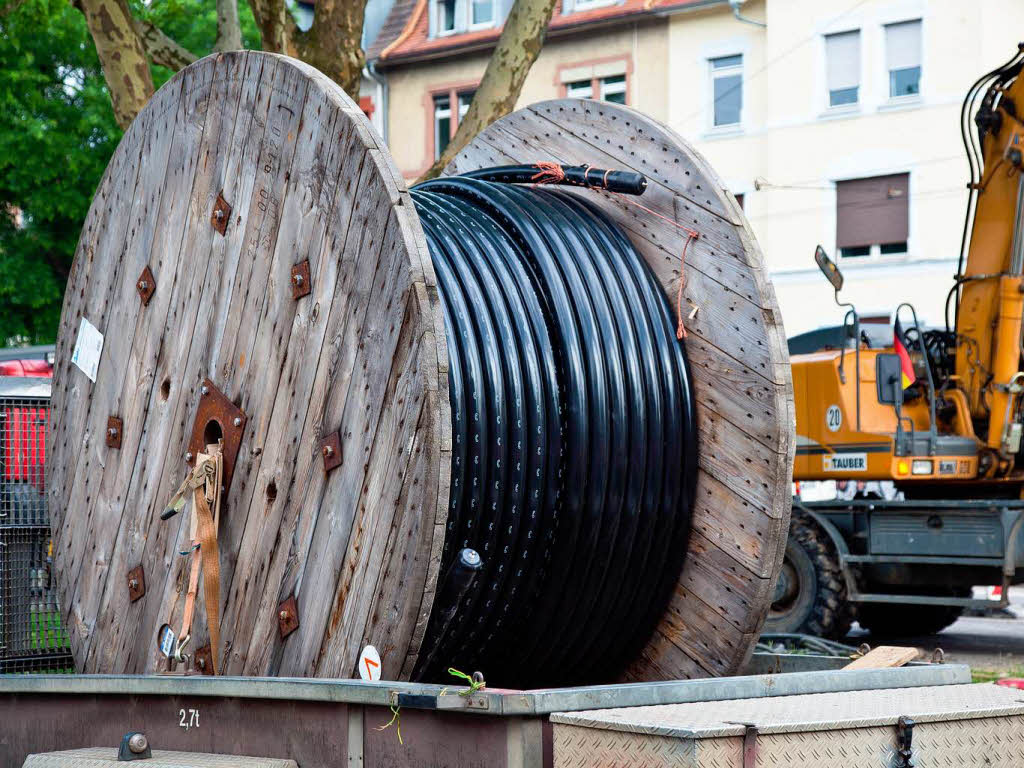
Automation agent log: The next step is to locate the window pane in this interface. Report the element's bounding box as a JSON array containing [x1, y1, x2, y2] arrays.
[[471, 0, 493, 25], [434, 95, 451, 160], [879, 242, 908, 255], [825, 30, 859, 102], [439, 0, 456, 32], [829, 86, 858, 106], [840, 245, 870, 258], [458, 91, 475, 118], [890, 66, 920, 97], [600, 74, 626, 104], [713, 72, 742, 126], [711, 54, 742, 70], [567, 79, 593, 98]]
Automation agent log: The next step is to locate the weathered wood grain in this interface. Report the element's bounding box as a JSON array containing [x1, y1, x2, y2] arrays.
[[51, 52, 450, 678], [447, 98, 794, 680]]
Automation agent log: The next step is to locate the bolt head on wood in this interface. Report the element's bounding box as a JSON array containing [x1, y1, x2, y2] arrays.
[[277, 595, 299, 639], [106, 416, 123, 449], [320, 431, 342, 473], [193, 644, 213, 676], [127, 565, 145, 602], [136, 265, 156, 306], [290, 259, 312, 299], [185, 452, 194, 462], [211, 191, 232, 235]]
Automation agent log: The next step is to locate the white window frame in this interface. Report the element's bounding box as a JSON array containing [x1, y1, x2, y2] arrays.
[[708, 53, 743, 131], [566, 79, 594, 99], [823, 29, 860, 111], [567, 0, 618, 12], [431, 0, 461, 37], [884, 18, 922, 104], [469, 0, 495, 29], [433, 94, 452, 161], [599, 74, 627, 103]]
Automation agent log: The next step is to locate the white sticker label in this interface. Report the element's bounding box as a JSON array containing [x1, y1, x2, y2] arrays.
[[71, 317, 104, 382], [823, 453, 867, 472], [825, 404, 842, 432], [158, 624, 176, 658], [359, 644, 382, 681]]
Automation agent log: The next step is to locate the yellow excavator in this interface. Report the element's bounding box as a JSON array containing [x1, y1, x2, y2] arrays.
[[767, 44, 1024, 639]]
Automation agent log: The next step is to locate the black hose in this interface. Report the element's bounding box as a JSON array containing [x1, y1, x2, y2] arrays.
[[410, 174, 697, 687]]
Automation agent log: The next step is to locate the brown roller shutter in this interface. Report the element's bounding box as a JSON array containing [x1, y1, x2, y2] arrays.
[[836, 173, 909, 249]]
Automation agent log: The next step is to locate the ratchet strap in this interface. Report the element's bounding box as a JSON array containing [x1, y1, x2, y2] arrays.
[[161, 446, 224, 673]]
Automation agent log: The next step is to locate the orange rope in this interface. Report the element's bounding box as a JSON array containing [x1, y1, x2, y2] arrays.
[[531, 162, 566, 185], [587, 172, 700, 339]]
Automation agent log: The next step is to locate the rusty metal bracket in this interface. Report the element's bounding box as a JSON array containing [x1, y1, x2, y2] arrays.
[[741, 724, 757, 768], [320, 431, 342, 473], [136, 266, 156, 306], [278, 595, 299, 639], [291, 259, 311, 299], [193, 644, 214, 675], [106, 416, 123, 449], [127, 565, 145, 602], [187, 379, 247, 493], [211, 191, 232, 235]]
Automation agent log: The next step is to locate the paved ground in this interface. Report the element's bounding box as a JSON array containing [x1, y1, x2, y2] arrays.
[[847, 586, 1024, 678]]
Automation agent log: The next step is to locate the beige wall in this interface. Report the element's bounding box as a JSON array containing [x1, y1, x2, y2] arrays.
[[670, 0, 1024, 335], [383, 20, 669, 178], [381, 0, 1024, 337]]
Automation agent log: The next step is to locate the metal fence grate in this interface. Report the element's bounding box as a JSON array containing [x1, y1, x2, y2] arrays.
[[0, 377, 73, 673]]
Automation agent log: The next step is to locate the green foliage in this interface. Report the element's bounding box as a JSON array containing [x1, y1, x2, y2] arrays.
[[0, 0, 121, 344], [0, 0, 259, 345]]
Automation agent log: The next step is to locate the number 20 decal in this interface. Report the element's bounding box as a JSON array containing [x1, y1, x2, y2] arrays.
[[826, 405, 842, 432]]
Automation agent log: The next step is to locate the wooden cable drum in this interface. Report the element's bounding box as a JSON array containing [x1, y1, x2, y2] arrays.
[[48, 51, 793, 684]]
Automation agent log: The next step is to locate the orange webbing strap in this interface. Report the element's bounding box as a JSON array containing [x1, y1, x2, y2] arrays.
[[171, 448, 224, 673]]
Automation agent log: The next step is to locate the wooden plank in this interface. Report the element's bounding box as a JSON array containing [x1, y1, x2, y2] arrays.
[[844, 645, 919, 670]]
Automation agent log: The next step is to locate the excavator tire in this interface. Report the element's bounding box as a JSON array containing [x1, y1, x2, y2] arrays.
[[856, 589, 969, 637], [764, 509, 853, 641]]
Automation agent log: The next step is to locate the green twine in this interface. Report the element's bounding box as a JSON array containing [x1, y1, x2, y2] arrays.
[[448, 667, 485, 696], [376, 703, 403, 745]]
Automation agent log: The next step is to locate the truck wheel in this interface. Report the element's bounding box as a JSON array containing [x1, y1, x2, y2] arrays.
[[764, 511, 852, 640], [857, 589, 968, 637]]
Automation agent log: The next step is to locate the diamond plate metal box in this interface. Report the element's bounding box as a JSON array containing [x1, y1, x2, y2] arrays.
[[551, 683, 1024, 768]]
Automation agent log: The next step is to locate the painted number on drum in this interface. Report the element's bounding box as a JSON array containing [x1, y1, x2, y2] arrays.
[[826, 405, 842, 432], [179, 708, 199, 730]]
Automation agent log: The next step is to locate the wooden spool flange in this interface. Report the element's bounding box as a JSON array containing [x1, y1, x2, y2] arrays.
[[49, 52, 793, 681], [446, 101, 794, 679]]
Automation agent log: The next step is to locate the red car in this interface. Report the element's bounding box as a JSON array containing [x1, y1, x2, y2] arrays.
[[0, 345, 54, 377]]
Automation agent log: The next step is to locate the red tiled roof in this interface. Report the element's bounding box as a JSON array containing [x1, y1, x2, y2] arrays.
[[372, 0, 718, 63]]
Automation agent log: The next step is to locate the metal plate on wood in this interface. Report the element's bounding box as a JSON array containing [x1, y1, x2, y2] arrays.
[[277, 595, 299, 639], [127, 566, 145, 602], [136, 266, 156, 306], [106, 416, 123, 449], [187, 379, 246, 493], [290, 259, 311, 299], [320, 431, 342, 473], [211, 191, 232, 235]]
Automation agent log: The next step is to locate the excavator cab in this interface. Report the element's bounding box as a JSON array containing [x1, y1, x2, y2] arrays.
[[791, 247, 979, 484]]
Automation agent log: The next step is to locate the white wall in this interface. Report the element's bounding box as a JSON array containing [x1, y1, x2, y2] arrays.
[[668, 0, 1024, 336]]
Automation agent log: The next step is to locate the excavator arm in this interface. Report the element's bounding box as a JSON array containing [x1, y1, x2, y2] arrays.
[[954, 44, 1024, 465]]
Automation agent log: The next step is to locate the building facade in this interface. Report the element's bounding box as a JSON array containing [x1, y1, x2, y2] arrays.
[[366, 0, 1024, 336]]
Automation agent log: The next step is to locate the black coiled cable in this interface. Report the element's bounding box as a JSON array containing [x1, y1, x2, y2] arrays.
[[411, 173, 697, 687]]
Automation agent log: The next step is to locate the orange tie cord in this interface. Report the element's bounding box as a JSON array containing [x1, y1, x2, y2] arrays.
[[531, 161, 566, 185], [577, 165, 700, 339]]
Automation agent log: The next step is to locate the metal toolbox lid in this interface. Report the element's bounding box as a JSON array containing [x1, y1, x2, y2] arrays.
[[550, 683, 1024, 738]]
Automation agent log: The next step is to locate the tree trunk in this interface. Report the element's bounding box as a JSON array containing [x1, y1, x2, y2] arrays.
[[214, 0, 243, 52], [294, 0, 370, 98], [417, 0, 558, 182], [249, 0, 295, 53], [78, 0, 154, 129]]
